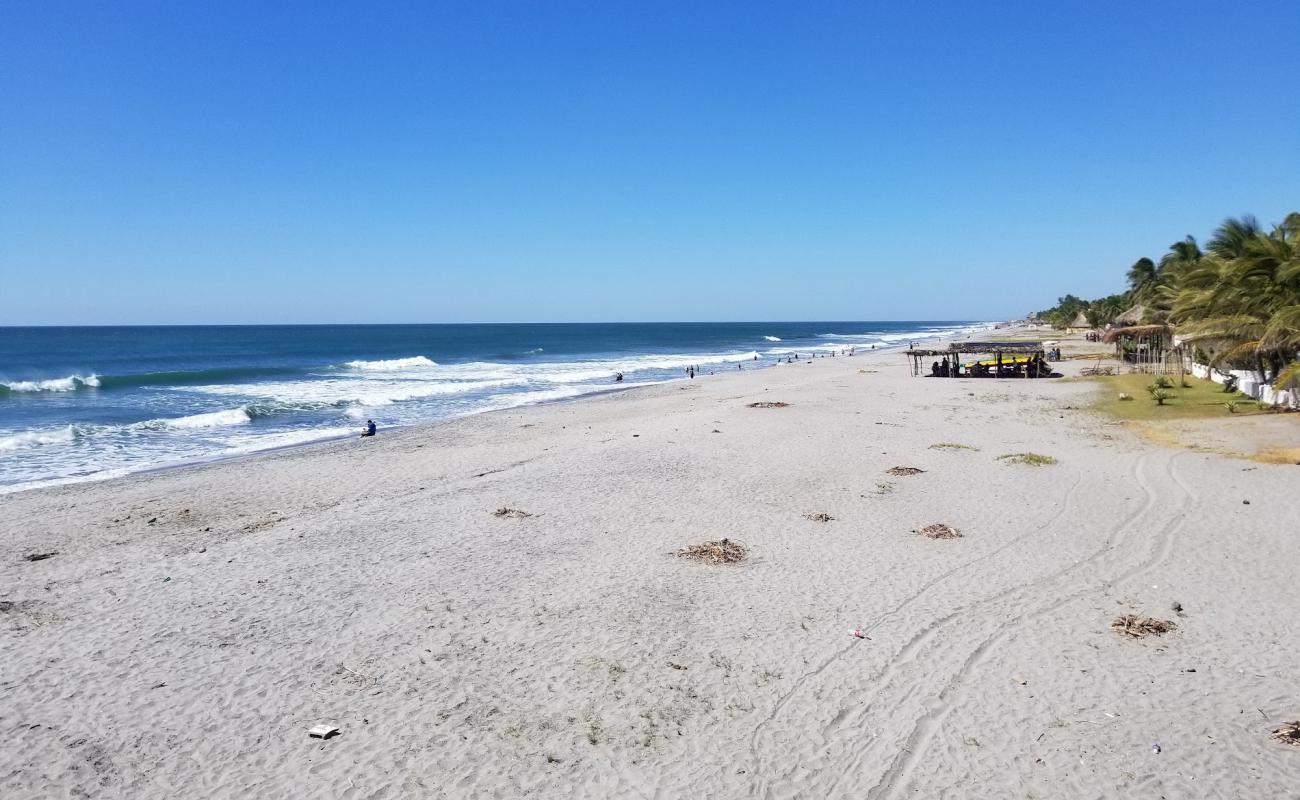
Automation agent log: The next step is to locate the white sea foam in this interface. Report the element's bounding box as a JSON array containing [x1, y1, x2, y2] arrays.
[[763, 336, 782, 342], [186, 377, 528, 408], [148, 408, 253, 429], [343, 356, 438, 371], [216, 426, 357, 456], [2, 374, 100, 392], [0, 426, 77, 451]]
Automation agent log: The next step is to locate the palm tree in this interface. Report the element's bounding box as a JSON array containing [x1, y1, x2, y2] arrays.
[[1148, 237, 1203, 321], [1172, 214, 1300, 385], [1126, 257, 1158, 304]]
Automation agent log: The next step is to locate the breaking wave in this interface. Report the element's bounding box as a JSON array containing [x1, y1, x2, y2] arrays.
[[342, 356, 438, 371], [137, 408, 253, 429], [0, 426, 77, 451], [1, 374, 100, 393]]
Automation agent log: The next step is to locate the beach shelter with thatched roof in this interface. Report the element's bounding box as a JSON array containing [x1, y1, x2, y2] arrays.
[[1067, 311, 1090, 331], [1104, 323, 1180, 373], [1112, 304, 1146, 327]]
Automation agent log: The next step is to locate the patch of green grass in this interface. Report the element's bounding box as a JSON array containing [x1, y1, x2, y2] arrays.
[[1090, 374, 1262, 420], [929, 442, 979, 451], [998, 452, 1057, 466]]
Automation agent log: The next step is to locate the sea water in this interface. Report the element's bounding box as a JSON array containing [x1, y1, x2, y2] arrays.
[[0, 322, 989, 492]]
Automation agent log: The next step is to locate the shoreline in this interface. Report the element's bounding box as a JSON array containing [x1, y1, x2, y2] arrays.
[[1, 327, 996, 498]]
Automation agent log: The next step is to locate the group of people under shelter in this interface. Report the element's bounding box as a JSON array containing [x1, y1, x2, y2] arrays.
[[930, 352, 1053, 379]]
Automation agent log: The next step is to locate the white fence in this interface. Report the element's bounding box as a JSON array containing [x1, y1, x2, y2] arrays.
[[1190, 363, 1297, 409]]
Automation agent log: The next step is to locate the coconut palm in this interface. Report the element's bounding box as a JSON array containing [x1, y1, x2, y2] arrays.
[[1126, 257, 1159, 304], [1172, 214, 1300, 383]]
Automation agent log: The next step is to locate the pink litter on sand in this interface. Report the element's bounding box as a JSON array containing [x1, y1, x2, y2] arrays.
[[849, 629, 871, 639]]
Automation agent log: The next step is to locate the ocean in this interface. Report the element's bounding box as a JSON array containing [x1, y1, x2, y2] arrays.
[[0, 321, 989, 493]]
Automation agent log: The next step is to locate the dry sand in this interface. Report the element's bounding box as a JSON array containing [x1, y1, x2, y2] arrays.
[[3, 336, 1299, 798]]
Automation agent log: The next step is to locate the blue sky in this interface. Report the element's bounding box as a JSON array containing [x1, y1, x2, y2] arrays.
[[2, 1, 1296, 325]]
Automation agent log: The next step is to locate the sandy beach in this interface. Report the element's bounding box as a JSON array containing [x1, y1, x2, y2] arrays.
[[3, 336, 1298, 798]]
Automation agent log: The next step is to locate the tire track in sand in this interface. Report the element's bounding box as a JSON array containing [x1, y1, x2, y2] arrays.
[[861, 450, 1190, 799], [758, 448, 1158, 797], [745, 461, 1089, 793]]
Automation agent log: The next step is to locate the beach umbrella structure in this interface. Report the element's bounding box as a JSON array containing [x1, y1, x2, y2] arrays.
[[905, 341, 1052, 379]]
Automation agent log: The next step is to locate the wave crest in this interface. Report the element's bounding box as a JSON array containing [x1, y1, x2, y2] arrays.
[[148, 408, 253, 429], [1, 374, 100, 393], [342, 356, 437, 371], [0, 426, 77, 451], [763, 336, 782, 342]]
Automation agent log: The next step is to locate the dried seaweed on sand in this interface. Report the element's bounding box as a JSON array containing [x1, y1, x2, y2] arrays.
[[675, 538, 748, 564], [886, 466, 925, 476], [747, 401, 790, 409], [1272, 721, 1300, 746], [1110, 614, 1176, 638], [915, 523, 961, 539], [493, 507, 533, 519], [804, 513, 834, 523]]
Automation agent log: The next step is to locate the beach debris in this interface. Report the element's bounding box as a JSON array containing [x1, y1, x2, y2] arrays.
[[675, 538, 748, 564], [1152, 742, 1162, 754], [667, 661, 688, 670], [747, 401, 790, 408], [1271, 721, 1300, 746], [804, 512, 834, 523], [23, 552, 57, 562], [1111, 614, 1177, 638], [308, 724, 340, 740], [997, 452, 1058, 466], [0, 601, 14, 613], [915, 523, 962, 539], [929, 442, 979, 451], [493, 507, 533, 519], [1118, 392, 1132, 401], [1242, 499, 1250, 505], [886, 466, 925, 476], [1172, 601, 1184, 615], [848, 628, 871, 639]]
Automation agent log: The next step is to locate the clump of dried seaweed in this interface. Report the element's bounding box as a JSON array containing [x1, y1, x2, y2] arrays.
[[493, 507, 533, 519], [886, 466, 925, 476], [675, 538, 748, 564], [804, 513, 834, 523], [747, 401, 790, 409], [1271, 721, 1300, 746], [1110, 614, 1176, 638], [915, 523, 961, 539]]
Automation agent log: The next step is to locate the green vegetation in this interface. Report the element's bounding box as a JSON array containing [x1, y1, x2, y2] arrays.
[[1037, 212, 1300, 389], [1091, 374, 1261, 420], [929, 442, 979, 451], [997, 453, 1057, 466]]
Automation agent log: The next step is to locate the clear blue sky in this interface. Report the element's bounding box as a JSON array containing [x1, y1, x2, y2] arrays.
[[2, 1, 1296, 325]]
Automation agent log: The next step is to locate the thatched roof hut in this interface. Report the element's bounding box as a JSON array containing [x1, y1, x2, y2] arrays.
[[1102, 324, 1169, 343], [1113, 305, 1146, 326], [1068, 311, 1090, 329]]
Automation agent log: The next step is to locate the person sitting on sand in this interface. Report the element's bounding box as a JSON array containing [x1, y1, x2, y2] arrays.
[[360, 419, 376, 437], [931, 360, 940, 376]]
